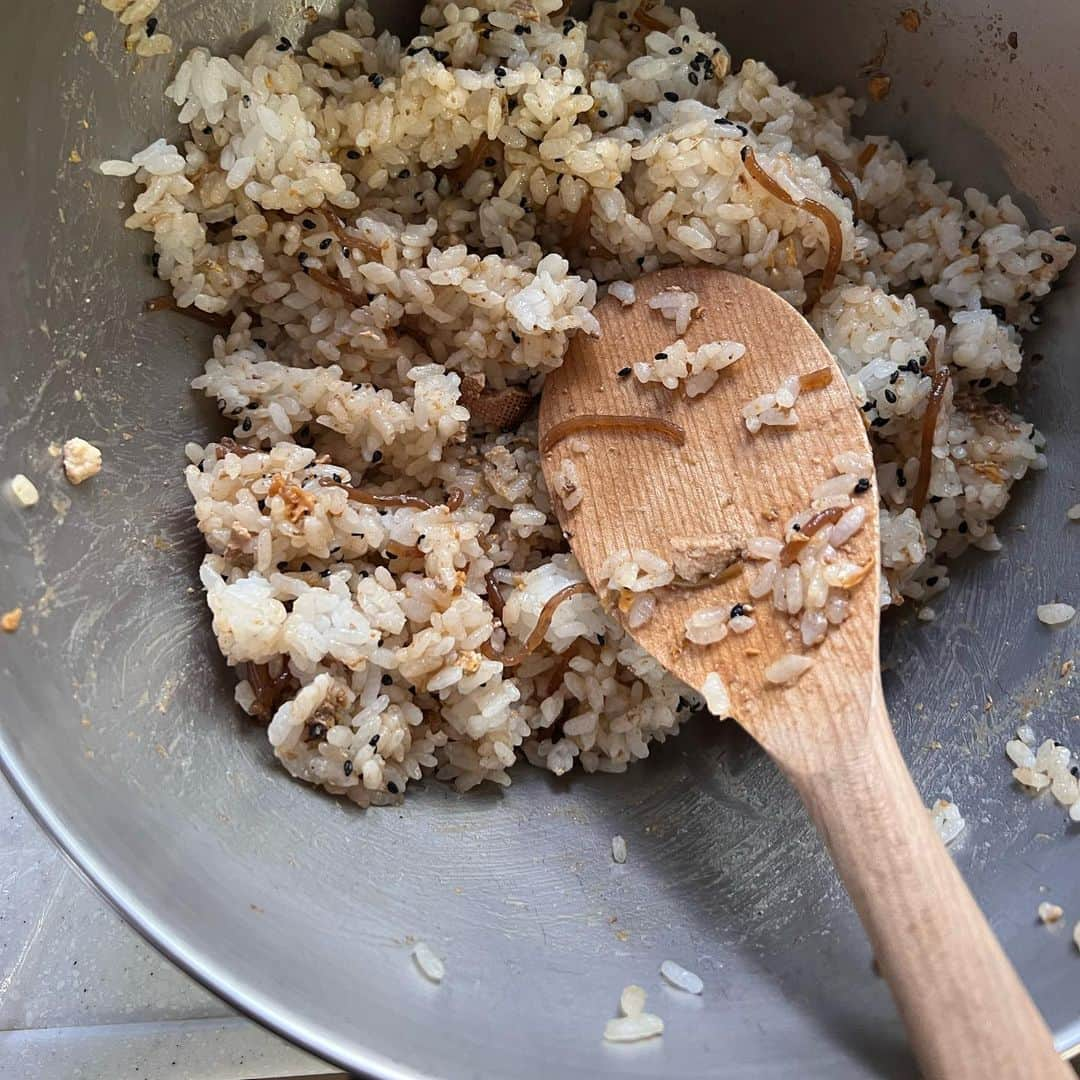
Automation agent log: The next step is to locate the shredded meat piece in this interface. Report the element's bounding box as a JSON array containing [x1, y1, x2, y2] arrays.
[[145, 294, 231, 328], [460, 376, 534, 431], [268, 473, 317, 522], [742, 147, 844, 293], [540, 414, 686, 454], [247, 662, 297, 720], [304, 266, 363, 304], [481, 582, 590, 668], [669, 535, 746, 587], [818, 152, 861, 218], [485, 569, 506, 619], [325, 211, 383, 262], [214, 436, 258, 459], [856, 144, 879, 172], [780, 506, 845, 565], [911, 369, 951, 513], [799, 366, 834, 391], [633, 5, 666, 30], [318, 478, 433, 510], [446, 487, 465, 511]]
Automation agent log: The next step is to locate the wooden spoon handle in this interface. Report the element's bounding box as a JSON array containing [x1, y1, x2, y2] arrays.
[[778, 687, 1070, 1079]]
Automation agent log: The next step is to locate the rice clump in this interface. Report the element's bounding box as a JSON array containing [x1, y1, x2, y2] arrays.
[[102, 0, 1074, 804]]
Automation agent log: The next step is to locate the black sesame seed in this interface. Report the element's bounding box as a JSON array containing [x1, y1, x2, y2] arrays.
[[598, 109, 608, 118], [668, 46, 682, 55], [369, 734, 380, 746], [381, 673, 393, 685], [854, 477, 871, 494], [663, 91, 679, 102], [889, 369, 900, 384], [511, 331, 521, 344], [346, 149, 360, 159], [233, 234, 247, 242], [563, 18, 574, 31], [958, 521, 969, 533], [926, 575, 938, 586], [483, 156, 496, 167], [495, 65, 507, 77], [884, 388, 897, 403], [302, 218, 316, 229], [872, 416, 889, 427], [791, 523, 801, 532], [654, 351, 668, 360], [515, 23, 527, 34], [682, 34, 690, 42], [319, 237, 332, 250], [1056, 234, 1072, 243], [241, 416, 253, 432], [617, 366, 632, 377], [573, 85, 583, 95], [342, 247, 350, 258], [387, 781, 399, 794], [306, 721, 327, 740], [275, 39, 290, 52], [372, 449, 383, 463], [145, 16, 158, 36], [688, 72, 699, 85], [559, 54, 567, 67], [398, 168, 411, 179], [1041, 252, 1054, 264], [242, 94, 251, 105], [861, 400, 876, 412], [369, 73, 384, 87], [730, 603, 746, 618], [896, 468, 907, 487], [343, 760, 354, 776]]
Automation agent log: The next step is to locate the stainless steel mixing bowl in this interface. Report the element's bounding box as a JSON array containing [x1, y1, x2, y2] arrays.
[[2, 1, 1078, 1076]]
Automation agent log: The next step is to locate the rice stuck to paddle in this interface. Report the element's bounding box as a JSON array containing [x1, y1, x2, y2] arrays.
[[104, 0, 1073, 804]]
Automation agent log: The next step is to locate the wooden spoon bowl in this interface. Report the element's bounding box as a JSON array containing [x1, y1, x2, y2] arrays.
[[539, 268, 1070, 1080]]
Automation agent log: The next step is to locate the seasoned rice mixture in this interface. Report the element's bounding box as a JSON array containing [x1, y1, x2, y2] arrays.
[[104, 0, 1074, 805]]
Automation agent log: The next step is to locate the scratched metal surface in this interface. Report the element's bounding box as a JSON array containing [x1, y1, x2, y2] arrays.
[[0, 1, 1077, 1077]]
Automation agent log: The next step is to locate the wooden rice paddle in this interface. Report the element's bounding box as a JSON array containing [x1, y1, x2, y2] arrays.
[[539, 268, 1070, 1079]]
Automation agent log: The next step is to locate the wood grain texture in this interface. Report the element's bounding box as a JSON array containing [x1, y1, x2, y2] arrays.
[[540, 268, 1070, 1079]]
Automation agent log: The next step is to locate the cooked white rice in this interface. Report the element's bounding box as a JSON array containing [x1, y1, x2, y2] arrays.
[[62, 437, 103, 485], [929, 798, 965, 845], [98, 0, 173, 58], [9, 474, 39, 508], [659, 959, 704, 994], [605, 985, 663, 1042], [411, 940, 445, 983], [103, 0, 1074, 803], [633, 338, 744, 397], [1038, 902, 1064, 925], [1037, 603, 1075, 626], [1006, 727, 1080, 823]]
